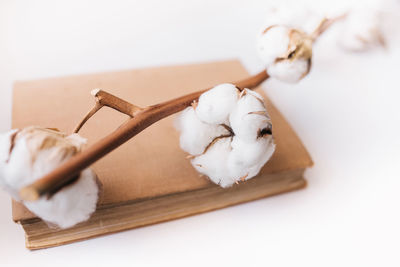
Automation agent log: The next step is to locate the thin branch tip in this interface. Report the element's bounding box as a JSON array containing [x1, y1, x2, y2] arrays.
[[73, 89, 143, 133], [91, 88, 101, 96], [311, 14, 347, 41]]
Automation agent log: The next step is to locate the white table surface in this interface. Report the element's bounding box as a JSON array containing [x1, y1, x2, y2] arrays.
[[1, 0, 399, 266]]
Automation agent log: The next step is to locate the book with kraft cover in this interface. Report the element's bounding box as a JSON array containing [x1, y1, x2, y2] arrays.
[[11, 60, 313, 250]]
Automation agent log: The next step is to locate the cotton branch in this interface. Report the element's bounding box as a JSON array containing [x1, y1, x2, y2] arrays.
[[19, 12, 346, 201], [19, 70, 269, 201]]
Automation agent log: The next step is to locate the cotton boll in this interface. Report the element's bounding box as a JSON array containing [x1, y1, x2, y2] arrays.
[[338, 8, 385, 51], [177, 107, 229, 155], [258, 25, 313, 83], [24, 168, 99, 229], [177, 85, 276, 188], [227, 136, 276, 181], [195, 83, 239, 124], [229, 89, 272, 142], [191, 137, 234, 188], [0, 126, 101, 228], [1, 127, 82, 198]]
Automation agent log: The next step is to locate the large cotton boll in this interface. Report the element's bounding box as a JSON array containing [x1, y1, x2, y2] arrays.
[[177, 107, 229, 155], [191, 137, 234, 188], [195, 83, 239, 124], [229, 89, 272, 142], [227, 137, 276, 181], [0, 126, 101, 228], [267, 59, 311, 83], [24, 168, 99, 229], [177, 85, 276, 188], [258, 26, 290, 67]]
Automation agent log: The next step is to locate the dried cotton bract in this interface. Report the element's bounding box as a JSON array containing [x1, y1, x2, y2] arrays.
[[176, 84, 275, 188], [258, 25, 313, 83], [338, 8, 385, 51], [0, 126, 100, 229]]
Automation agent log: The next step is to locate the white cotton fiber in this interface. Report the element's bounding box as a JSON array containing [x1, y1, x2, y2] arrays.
[[177, 107, 229, 155], [258, 25, 312, 83], [195, 83, 239, 124], [267, 59, 310, 83], [191, 137, 233, 188], [0, 130, 18, 162], [258, 25, 290, 67], [0, 126, 100, 229], [229, 89, 271, 142], [227, 137, 275, 181], [24, 168, 99, 229], [176, 85, 276, 188], [0, 129, 20, 196], [65, 133, 88, 148]]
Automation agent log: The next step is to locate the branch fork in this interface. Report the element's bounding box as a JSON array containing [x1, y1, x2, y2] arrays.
[[73, 89, 143, 133]]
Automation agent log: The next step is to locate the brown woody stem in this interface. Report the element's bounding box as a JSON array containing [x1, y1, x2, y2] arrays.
[[73, 89, 143, 133], [19, 70, 269, 201], [311, 14, 347, 42]]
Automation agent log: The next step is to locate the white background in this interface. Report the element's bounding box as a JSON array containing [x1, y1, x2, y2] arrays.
[[0, 0, 399, 266]]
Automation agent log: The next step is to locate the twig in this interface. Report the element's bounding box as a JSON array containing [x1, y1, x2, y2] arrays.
[[19, 70, 269, 201], [311, 14, 347, 42], [73, 89, 143, 133]]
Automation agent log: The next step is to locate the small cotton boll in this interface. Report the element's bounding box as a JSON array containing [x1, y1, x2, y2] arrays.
[[258, 25, 313, 83], [195, 83, 239, 124], [227, 136, 276, 181], [267, 59, 311, 83], [24, 168, 99, 229], [338, 8, 385, 51], [0, 126, 101, 228], [191, 137, 234, 188], [229, 89, 272, 142], [177, 107, 229, 155]]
